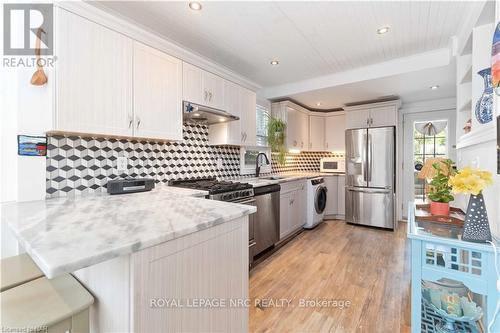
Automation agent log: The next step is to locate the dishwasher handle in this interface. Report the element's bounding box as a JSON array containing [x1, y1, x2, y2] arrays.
[[253, 184, 281, 196]]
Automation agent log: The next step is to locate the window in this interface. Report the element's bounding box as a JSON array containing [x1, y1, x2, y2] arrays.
[[240, 147, 271, 175], [256, 104, 269, 147]]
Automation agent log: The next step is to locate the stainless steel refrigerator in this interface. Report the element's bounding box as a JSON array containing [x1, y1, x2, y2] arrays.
[[345, 126, 395, 229]]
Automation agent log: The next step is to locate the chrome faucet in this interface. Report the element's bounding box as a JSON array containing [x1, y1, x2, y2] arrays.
[[255, 152, 270, 177]]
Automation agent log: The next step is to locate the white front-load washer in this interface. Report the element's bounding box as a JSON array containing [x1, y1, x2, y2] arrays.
[[303, 177, 327, 229]]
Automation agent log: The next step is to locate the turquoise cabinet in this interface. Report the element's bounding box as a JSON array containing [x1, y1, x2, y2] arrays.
[[408, 203, 500, 333]]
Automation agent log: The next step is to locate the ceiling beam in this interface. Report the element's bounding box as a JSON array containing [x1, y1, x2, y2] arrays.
[[259, 48, 452, 100]]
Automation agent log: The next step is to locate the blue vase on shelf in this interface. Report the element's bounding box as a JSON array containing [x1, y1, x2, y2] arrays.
[[474, 68, 493, 124]]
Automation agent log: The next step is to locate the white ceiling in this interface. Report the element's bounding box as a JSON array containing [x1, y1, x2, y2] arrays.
[[93, 1, 477, 108], [288, 61, 456, 110]]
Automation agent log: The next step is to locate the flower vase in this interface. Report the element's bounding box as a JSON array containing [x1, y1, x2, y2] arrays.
[[474, 68, 493, 124], [462, 192, 492, 243]]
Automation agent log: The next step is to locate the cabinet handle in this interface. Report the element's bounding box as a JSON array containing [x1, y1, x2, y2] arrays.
[[136, 117, 141, 129], [326, 142, 329, 148], [293, 140, 297, 147], [241, 132, 245, 142], [301, 141, 304, 148], [209, 91, 213, 101], [204, 91, 208, 101], [128, 115, 133, 129]]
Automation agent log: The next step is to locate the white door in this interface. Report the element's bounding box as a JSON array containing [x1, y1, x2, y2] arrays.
[[133, 42, 183, 140], [370, 106, 397, 127], [324, 176, 338, 216], [182, 62, 203, 105], [309, 116, 325, 151], [402, 110, 456, 219], [55, 9, 133, 136], [345, 109, 370, 129], [337, 175, 346, 216], [325, 114, 346, 151], [202, 71, 224, 110], [239, 87, 256, 146]]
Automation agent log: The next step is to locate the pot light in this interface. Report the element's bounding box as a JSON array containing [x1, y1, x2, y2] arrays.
[[270, 60, 279, 66], [193, 113, 201, 117], [219, 118, 226, 122], [377, 26, 390, 34], [316, 102, 322, 107], [189, 2, 202, 10], [289, 149, 300, 154], [430, 85, 440, 90]]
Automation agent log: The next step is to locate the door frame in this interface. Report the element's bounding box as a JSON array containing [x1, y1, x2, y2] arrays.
[[402, 109, 456, 219]]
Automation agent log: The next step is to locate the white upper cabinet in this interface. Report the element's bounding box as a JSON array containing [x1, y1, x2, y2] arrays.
[[345, 102, 399, 129], [182, 62, 224, 109], [182, 62, 204, 105], [55, 8, 133, 136], [309, 115, 325, 151], [208, 80, 241, 145], [325, 114, 346, 151], [369, 106, 397, 127], [285, 106, 308, 150], [133, 42, 183, 140], [239, 87, 256, 146]]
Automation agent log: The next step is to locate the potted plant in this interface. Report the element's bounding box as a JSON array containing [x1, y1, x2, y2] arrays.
[[420, 159, 455, 216], [266, 114, 287, 165], [449, 167, 493, 242]]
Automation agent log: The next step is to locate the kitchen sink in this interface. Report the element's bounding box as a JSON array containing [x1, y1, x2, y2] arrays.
[[259, 176, 285, 180]]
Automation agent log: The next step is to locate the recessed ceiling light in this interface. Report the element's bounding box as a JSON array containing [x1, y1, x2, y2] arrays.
[[193, 113, 201, 117], [270, 60, 279, 66], [219, 118, 225, 122], [430, 85, 440, 90], [316, 102, 322, 107], [377, 26, 390, 34], [189, 2, 202, 11]]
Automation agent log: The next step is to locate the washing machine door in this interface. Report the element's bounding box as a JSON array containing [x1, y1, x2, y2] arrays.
[[315, 186, 327, 214]]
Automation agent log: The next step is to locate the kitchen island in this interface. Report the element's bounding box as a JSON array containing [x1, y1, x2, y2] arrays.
[[2, 186, 256, 332]]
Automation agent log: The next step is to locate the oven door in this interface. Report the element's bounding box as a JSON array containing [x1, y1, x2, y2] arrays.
[[233, 197, 256, 268]]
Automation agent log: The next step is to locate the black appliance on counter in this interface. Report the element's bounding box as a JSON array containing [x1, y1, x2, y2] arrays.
[[107, 178, 155, 195]]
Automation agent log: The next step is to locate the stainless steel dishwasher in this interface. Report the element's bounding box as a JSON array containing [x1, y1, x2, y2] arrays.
[[253, 184, 280, 256]]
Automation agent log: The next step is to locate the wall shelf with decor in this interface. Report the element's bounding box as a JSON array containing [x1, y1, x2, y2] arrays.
[[407, 203, 500, 333]]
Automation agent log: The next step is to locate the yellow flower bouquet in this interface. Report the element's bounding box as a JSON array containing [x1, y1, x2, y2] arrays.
[[448, 167, 493, 195], [448, 167, 494, 242]]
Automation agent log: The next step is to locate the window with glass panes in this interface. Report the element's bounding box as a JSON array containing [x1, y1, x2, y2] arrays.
[[413, 123, 448, 201], [256, 104, 269, 147]]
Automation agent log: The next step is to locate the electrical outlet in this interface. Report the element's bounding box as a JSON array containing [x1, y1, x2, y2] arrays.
[[216, 158, 223, 169], [117, 156, 128, 173]]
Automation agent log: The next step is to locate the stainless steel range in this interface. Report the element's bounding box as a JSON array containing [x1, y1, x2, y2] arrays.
[[168, 178, 257, 266]]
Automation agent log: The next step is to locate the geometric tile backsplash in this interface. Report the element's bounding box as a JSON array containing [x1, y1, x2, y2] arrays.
[[46, 122, 343, 198], [46, 123, 241, 197]]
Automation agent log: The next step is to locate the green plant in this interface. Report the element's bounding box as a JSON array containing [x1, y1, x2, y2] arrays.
[[266, 113, 287, 165], [427, 159, 455, 203]]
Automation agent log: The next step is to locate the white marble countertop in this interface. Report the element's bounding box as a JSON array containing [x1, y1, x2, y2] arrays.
[[2, 185, 255, 278], [227, 172, 345, 188]]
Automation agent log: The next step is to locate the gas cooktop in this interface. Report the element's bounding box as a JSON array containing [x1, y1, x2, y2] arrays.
[[168, 178, 253, 195]]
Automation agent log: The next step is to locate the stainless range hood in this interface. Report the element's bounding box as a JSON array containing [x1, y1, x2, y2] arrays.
[[183, 101, 239, 125]]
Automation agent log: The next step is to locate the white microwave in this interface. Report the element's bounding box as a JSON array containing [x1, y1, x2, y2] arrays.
[[320, 157, 345, 173]]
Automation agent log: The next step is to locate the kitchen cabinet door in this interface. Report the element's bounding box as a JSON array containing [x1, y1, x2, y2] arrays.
[[208, 80, 241, 145], [133, 42, 183, 140], [324, 176, 338, 216], [289, 190, 303, 231], [286, 106, 308, 150], [369, 106, 397, 127], [55, 9, 133, 136], [337, 175, 346, 216], [182, 62, 204, 105], [297, 182, 307, 228], [345, 109, 370, 129], [325, 114, 346, 151], [309, 116, 325, 151], [279, 192, 292, 239], [239, 87, 256, 146], [202, 71, 224, 110]]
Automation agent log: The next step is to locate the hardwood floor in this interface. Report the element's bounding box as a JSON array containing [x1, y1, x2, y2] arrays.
[[249, 220, 411, 333]]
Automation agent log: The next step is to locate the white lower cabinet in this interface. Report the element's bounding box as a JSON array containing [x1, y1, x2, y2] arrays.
[[133, 42, 183, 140], [337, 175, 346, 216], [324, 176, 338, 216], [279, 180, 306, 240]]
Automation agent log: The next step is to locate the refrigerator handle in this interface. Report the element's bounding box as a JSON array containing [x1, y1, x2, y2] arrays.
[[367, 133, 373, 182], [363, 133, 368, 182]]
